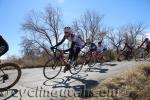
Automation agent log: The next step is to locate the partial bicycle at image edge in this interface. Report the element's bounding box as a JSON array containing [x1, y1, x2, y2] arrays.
[[0, 62, 21, 91]]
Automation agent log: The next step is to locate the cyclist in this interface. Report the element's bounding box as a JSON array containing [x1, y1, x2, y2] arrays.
[[0, 35, 9, 57], [119, 42, 133, 60], [97, 41, 107, 53], [139, 38, 150, 53], [96, 41, 107, 62], [85, 38, 97, 52], [51, 27, 85, 72], [84, 39, 97, 64]]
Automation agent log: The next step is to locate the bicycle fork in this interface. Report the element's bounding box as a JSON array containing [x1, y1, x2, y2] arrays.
[[0, 70, 8, 83]]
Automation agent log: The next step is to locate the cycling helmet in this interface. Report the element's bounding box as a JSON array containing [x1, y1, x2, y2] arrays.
[[64, 26, 72, 33], [125, 42, 128, 45], [145, 38, 149, 41]]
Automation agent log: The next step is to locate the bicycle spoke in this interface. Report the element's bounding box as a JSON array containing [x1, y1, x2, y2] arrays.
[[0, 63, 21, 91]]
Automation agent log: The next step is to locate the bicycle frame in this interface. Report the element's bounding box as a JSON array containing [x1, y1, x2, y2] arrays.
[[51, 48, 68, 66]]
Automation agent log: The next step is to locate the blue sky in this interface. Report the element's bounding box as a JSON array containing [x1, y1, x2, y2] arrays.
[[0, 0, 150, 58]]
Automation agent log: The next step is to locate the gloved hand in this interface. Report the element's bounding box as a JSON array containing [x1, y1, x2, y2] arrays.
[[50, 46, 55, 50]]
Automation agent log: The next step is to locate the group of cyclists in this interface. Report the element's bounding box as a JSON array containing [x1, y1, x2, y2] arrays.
[[117, 38, 150, 60], [0, 26, 150, 72], [51, 26, 150, 72], [51, 26, 108, 72]]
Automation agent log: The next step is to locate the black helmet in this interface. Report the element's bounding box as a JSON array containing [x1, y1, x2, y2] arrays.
[[125, 43, 128, 45], [145, 38, 149, 41]]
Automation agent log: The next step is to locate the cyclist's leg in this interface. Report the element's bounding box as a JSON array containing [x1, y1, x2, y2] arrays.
[[68, 43, 75, 61], [64, 45, 75, 72], [73, 47, 81, 61]]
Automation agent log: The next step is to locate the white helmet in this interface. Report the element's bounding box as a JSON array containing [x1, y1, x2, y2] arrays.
[[64, 26, 72, 33]]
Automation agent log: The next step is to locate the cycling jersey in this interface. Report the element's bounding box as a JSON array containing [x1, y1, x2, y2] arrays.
[[97, 45, 107, 53], [52, 33, 85, 62], [54, 33, 85, 49], [87, 43, 97, 52]]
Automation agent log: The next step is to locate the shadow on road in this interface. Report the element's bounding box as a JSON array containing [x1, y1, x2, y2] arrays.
[[43, 73, 88, 88], [43, 73, 100, 98], [43, 73, 98, 89], [85, 67, 109, 73], [85, 62, 117, 73], [0, 89, 18, 100], [104, 63, 117, 66]]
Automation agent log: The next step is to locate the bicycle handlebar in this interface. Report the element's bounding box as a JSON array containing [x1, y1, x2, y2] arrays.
[[50, 47, 68, 54]]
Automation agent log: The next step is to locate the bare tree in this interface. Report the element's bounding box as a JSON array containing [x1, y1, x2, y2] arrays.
[[123, 23, 146, 47], [20, 37, 38, 55], [21, 4, 63, 56], [106, 28, 124, 54], [107, 22, 146, 54], [20, 37, 41, 64], [72, 10, 105, 42]]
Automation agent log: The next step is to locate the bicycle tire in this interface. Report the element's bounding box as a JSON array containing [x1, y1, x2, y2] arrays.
[[87, 57, 96, 67], [69, 64, 83, 75], [144, 52, 150, 61], [84, 52, 96, 67], [0, 63, 21, 91], [134, 48, 144, 61], [69, 56, 84, 75], [43, 58, 62, 79]]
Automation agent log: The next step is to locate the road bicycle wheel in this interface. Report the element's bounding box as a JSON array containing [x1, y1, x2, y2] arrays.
[[97, 53, 106, 64], [43, 58, 62, 79], [118, 51, 132, 61], [134, 48, 145, 61], [0, 63, 21, 91], [87, 57, 96, 68], [84, 52, 96, 67], [69, 58, 84, 75], [144, 51, 150, 61]]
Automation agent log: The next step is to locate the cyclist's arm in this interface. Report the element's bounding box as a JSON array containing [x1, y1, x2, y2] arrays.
[[139, 41, 145, 48], [53, 36, 66, 47]]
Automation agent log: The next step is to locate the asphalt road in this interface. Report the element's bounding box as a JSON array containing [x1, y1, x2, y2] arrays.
[[0, 60, 149, 100]]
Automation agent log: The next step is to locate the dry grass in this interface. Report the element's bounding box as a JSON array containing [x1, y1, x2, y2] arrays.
[[68, 64, 150, 100], [94, 64, 150, 100]]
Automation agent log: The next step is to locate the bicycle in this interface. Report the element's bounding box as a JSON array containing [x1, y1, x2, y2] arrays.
[[81, 50, 107, 68], [43, 48, 84, 79], [0, 62, 21, 91], [117, 49, 134, 61], [134, 47, 150, 61]]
